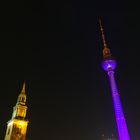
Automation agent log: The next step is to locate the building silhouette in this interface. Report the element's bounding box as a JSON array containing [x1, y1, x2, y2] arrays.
[[101, 134, 117, 140]]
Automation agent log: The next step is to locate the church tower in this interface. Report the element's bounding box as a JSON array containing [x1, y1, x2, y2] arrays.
[[4, 83, 29, 140]]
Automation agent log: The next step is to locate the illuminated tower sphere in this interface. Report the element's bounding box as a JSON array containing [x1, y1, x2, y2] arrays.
[[4, 83, 29, 140], [99, 20, 130, 140]]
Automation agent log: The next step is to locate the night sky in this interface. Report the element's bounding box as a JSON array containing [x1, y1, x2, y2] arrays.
[[1, 0, 140, 139]]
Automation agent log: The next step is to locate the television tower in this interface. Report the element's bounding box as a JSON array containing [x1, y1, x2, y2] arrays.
[[99, 20, 131, 140]]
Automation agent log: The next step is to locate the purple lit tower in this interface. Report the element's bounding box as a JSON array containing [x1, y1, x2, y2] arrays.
[[99, 20, 130, 140]]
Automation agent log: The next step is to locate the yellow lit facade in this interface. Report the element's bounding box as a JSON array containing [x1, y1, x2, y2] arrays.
[[4, 83, 29, 140]]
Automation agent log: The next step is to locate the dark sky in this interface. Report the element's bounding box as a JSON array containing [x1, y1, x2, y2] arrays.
[[1, 0, 140, 139]]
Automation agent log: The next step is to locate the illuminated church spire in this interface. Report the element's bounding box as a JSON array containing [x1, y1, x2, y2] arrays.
[[99, 20, 131, 140], [16, 82, 26, 106], [4, 82, 29, 140]]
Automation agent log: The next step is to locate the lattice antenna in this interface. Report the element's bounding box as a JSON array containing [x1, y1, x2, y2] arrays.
[[99, 19, 107, 48]]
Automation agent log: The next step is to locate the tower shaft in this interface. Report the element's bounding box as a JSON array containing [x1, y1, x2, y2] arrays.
[[108, 70, 130, 140]]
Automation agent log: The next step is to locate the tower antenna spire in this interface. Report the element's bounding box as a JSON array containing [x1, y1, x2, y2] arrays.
[[99, 19, 112, 58], [99, 19, 107, 48], [21, 81, 26, 94]]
